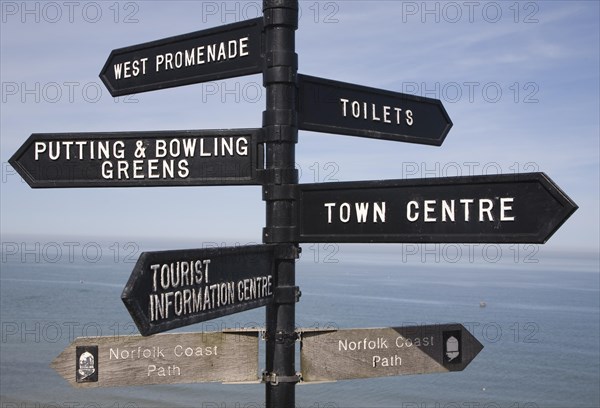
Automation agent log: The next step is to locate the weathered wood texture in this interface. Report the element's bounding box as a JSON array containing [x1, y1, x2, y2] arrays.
[[301, 324, 483, 382], [52, 331, 259, 387]]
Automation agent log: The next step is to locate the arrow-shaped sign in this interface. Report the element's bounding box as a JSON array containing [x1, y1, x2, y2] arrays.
[[294, 173, 577, 244], [100, 18, 264, 96], [51, 331, 259, 387], [300, 324, 482, 382], [298, 74, 452, 146], [123, 245, 283, 336], [9, 129, 263, 188]]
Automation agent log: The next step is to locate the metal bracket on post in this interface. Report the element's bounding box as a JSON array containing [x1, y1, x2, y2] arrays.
[[258, 168, 299, 186], [262, 371, 302, 386], [274, 285, 301, 304], [274, 243, 301, 260], [262, 185, 299, 243], [257, 124, 298, 144]]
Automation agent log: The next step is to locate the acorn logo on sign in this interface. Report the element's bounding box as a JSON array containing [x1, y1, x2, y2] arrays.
[[446, 336, 460, 361], [76, 346, 98, 383], [443, 330, 462, 365]]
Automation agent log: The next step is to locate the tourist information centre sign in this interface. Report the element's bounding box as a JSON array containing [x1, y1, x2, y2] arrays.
[[100, 18, 264, 96], [51, 331, 259, 387], [122, 245, 281, 336], [9, 129, 263, 188]]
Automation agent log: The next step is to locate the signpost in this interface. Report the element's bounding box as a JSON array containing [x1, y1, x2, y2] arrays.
[[298, 74, 452, 146], [301, 324, 483, 382], [9, 1, 579, 407], [100, 18, 264, 96], [122, 245, 283, 336], [51, 331, 259, 387], [9, 129, 263, 188], [295, 173, 577, 244]]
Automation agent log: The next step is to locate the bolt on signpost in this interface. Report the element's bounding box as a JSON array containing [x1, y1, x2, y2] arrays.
[[10, 1, 578, 407]]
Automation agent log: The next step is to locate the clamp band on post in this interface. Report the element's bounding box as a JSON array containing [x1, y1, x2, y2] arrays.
[[263, 184, 298, 201], [264, 66, 296, 85], [263, 109, 297, 127], [263, 5, 299, 29], [274, 286, 301, 304], [259, 125, 298, 143], [263, 226, 297, 243], [257, 168, 298, 185], [274, 244, 300, 260], [262, 371, 302, 386]]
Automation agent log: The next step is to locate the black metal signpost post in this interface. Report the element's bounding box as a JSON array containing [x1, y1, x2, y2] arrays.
[[11, 0, 580, 406], [261, 1, 301, 406]]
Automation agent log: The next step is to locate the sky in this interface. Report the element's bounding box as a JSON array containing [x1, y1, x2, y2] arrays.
[[1, 0, 599, 254]]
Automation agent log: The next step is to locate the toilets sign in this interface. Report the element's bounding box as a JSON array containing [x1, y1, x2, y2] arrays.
[[298, 75, 453, 146]]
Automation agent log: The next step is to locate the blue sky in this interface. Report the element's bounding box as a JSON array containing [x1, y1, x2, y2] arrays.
[[1, 1, 598, 253]]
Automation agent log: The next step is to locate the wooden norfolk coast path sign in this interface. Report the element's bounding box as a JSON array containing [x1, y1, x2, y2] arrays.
[[51, 331, 259, 387], [10, 1, 578, 406], [301, 324, 483, 382]]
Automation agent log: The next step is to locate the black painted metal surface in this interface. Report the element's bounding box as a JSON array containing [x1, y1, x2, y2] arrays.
[[9, 129, 263, 188], [100, 18, 264, 96], [296, 173, 577, 243], [122, 244, 280, 336], [298, 74, 452, 145]]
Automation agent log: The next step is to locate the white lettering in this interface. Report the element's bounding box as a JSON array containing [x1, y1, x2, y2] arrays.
[[500, 197, 515, 221]]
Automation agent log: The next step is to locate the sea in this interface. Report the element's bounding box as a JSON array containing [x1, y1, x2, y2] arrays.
[[1, 240, 599, 408]]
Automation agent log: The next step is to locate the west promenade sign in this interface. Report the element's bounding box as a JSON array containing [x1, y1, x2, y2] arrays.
[[100, 18, 264, 96]]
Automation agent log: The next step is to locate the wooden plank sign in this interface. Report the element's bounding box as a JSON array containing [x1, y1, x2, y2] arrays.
[[51, 331, 259, 387], [301, 324, 483, 382]]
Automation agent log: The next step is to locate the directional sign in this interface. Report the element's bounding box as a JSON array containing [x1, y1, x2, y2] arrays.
[[301, 324, 482, 382], [297, 74, 452, 146], [51, 331, 259, 387], [9, 129, 263, 188], [100, 18, 263, 96], [295, 173, 577, 244], [123, 245, 282, 336]]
